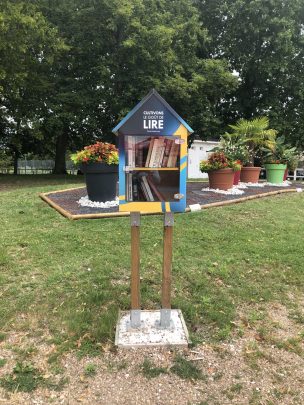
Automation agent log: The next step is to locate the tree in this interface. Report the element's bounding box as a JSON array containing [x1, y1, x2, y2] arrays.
[[0, 1, 66, 173], [196, 0, 304, 147], [1, 0, 238, 173], [37, 0, 238, 173], [92, 0, 238, 140]]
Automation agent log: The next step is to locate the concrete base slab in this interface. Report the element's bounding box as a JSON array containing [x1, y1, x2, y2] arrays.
[[115, 309, 190, 348]]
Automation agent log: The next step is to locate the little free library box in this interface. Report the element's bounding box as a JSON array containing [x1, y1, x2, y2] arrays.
[[113, 89, 193, 213]]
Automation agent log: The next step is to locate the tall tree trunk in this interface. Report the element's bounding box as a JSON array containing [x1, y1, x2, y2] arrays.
[[13, 121, 21, 175], [53, 132, 68, 174], [13, 148, 20, 175]]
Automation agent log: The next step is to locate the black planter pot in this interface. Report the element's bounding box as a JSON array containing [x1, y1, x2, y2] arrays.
[[80, 163, 118, 202]]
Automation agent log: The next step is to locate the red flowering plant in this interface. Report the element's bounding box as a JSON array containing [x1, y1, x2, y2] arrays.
[[200, 152, 241, 172], [71, 142, 119, 165]]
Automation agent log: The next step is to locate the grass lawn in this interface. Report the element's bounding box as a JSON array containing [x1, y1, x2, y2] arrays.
[[0, 175, 303, 403]]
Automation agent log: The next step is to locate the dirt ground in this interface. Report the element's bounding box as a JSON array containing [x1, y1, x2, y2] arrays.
[[0, 303, 303, 405]]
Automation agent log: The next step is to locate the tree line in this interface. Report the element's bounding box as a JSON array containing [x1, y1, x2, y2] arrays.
[[1, 0, 303, 174]]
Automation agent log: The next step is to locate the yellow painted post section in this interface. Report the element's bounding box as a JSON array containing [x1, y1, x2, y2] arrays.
[[173, 124, 188, 162], [120, 201, 163, 213], [180, 162, 187, 171]]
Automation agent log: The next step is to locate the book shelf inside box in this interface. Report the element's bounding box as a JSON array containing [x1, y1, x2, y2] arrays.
[[125, 135, 181, 202], [125, 135, 180, 169], [126, 169, 179, 202]]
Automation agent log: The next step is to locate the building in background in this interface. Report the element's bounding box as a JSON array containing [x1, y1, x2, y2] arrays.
[[187, 139, 219, 179]]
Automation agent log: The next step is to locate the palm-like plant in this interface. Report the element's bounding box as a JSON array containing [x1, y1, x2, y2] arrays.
[[228, 117, 277, 166], [262, 135, 299, 169]]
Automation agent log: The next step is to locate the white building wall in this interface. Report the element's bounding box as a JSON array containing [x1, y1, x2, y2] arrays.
[[187, 140, 219, 179]]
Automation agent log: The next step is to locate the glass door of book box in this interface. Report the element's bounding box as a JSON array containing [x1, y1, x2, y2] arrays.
[[125, 135, 180, 202]]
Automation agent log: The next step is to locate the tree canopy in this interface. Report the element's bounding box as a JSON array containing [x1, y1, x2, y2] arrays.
[[197, 0, 304, 147], [0, 1, 66, 172], [1, 0, 303, 173]]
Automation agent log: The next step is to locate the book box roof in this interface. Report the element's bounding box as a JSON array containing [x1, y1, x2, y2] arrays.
[[112, 89, 193, 136]]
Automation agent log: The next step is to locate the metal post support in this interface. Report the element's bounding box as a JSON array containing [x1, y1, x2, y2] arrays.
[[130, 212, 141, 328], [160, 212, 174, 328]]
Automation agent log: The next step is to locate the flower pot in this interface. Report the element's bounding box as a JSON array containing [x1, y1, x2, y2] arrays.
[[240, 167, 261, 183], [264, 163, 287, 184], [283, 168, 288, 181], [208, 168, 234, 190], [233, 169, 241, 186], [80, 163, 118, 202]]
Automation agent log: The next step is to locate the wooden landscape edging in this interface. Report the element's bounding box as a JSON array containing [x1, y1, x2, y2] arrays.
[[39, 187, 299, 220]]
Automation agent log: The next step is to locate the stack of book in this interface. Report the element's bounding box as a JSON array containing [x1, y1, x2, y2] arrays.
[[127, 136, 179, 168], [126, 173, 165, 202]]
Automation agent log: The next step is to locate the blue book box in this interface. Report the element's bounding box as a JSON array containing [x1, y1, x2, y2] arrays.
[[112, 89, 193, 213]]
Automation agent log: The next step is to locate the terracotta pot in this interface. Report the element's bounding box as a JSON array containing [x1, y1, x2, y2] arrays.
[[240, 166, 261, 183], [208, 168, 234, 190], [80, 162, 118, 202], [283, 168, 288, 181], [233, 169, 241, 186]]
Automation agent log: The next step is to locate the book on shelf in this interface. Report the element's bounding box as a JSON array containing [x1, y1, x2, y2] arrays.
[[134, 137, 150, 167], [167, 143, 179, 167], [141, 175, 154, 201], [135, 138, 144, 167], [126, 136, 180, 169], [132, 176, 138, 200], [135, 139, 139, 167], [162, 138, 173, 167], [158, 143, 166, 167], [138, 175, 149, 201], [126, 173, 133, 201], [145, 138, 154, 167], [149, 138, 165, 167], [148, 138, 158, 167], [126, 136, 135, 167], [147, 175, 165, 201]]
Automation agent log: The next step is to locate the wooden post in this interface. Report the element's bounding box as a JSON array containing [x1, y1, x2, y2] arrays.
[[160, 212, 174, 328], [130, 212, 141, 328]]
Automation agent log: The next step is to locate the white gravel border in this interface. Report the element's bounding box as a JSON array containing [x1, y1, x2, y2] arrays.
[[238, 182, 265, 188], [238, 181, 291, 188], [201, 181, 293, 195], [265, 181, 291, 187], [201, 186, 245, 195], [77, 195, 119, 208]]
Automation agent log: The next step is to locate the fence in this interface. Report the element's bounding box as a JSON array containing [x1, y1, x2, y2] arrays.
[[288, 168, 304, 181], [10, 159, 78, 174]]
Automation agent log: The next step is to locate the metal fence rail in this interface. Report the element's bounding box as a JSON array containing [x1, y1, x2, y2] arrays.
[[9, 159, 78, 174], [289, 168, 304, 181]]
